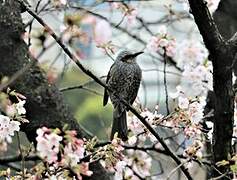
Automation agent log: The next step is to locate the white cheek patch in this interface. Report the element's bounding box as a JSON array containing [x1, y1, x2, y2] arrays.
[[126, 58, 133, 63]]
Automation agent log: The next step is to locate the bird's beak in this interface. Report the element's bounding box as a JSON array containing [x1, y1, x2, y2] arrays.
[[132, 51, 144, 57]]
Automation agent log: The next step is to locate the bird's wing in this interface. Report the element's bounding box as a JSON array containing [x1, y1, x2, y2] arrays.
[[103, 64, 114, 106], [129, 66, 142, 105]]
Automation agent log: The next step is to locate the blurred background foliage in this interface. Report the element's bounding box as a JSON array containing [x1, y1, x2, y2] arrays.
[[59, 67, 112, 140]]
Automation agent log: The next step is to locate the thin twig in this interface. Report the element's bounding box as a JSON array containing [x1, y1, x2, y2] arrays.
[[163, 51, 170, 115], [16, 132, 25, 179], [166, 159, 189, 180]]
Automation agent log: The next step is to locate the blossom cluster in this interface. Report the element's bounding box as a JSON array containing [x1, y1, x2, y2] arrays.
[[169, 86, 206, 136], [0, 115, 20, 144], [183, 139, 203, 159], [125, 92, 207, 163], [110, 2, 138, 25], [99, 137, 152, 179], [174, 39, 213, 96], [181, 63, 213, 96], [146, 26, 176, 57], [36, 127, 92, 179], [95, 136, 125, 170], [0, 90, 27, 152], [114, 150, 152, 180], [175, 40, 208, 69], [60, 13, 114, 55]]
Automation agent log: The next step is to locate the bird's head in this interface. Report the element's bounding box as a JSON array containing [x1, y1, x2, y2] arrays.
[[116, 50, 143, 63]]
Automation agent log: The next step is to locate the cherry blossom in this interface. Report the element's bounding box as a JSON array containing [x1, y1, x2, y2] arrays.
[[0, 115, 20, 143], [188, 101, 204, 124], [169, 85, 183, 99], [5, 104, 16, 117], [206, 121, 213, 140], [184, 124, 202, 138], [146, 26, 176, 57], [126, 150, 152, 178], [178, 96, 189, 109], [109, 2, 138, 26], [181, 63, 213, 96], [63, 139, 85, 166], [35, 127, 93, 179], [76, 162, 93, 179], [183, 140, 204, 159], [127, 114, 144, 135], [128, 135, 137, 145], [15, 100, 26, 115], [36, 127, 62, 164], [125, 7, 138, 25], [168, 89, 206, 138], [175, 40, 208, 69], [94, 19, 112, 46], [114, 160, 127, 180]]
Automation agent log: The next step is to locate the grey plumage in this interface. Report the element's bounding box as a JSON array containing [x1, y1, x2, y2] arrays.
[[103, 50, 142, 141]]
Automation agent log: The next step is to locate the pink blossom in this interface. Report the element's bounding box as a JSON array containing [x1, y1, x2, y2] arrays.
[[127, 115, 144, 135], [184, 125, 201, 138], [181, 63, 213, 96], [159, 38, 169, 47], [64, 141, 85, 166], [178, 96, 189, 109], [125, 8, 138, 25], [126, 151, 152, 178], [175, 40, 208, 69], [36, 128, 62, 164], [79, 162, 93, 177], [37, 137, 58, 164], [8, 121, 20, 136], [188, 101, 204, 124], [146, 26, 176, 57], [114, 161, 127, 179], [128, 135, 137, 145], [94, 19, 112, 45], [0, 115, 20, 142], [5, 104, 16, 117], [169, 85, 183, 99]]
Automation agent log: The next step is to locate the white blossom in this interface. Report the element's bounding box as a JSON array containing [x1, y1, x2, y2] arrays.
[[15, 100, 26, 115]]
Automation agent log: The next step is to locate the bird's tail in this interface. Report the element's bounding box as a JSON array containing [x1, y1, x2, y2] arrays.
[[111, 104, 128, 141]]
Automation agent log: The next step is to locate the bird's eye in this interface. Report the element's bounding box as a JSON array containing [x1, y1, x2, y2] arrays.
[[121, 55, 132, 62]]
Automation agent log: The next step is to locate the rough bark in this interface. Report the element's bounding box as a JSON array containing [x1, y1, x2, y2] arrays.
[[213, 0, 237, 40], [214, 0, 237, 77], [0, 0, 110, 179]]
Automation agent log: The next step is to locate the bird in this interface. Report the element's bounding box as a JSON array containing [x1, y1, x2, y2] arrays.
[[103, 50, 143, 141]]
